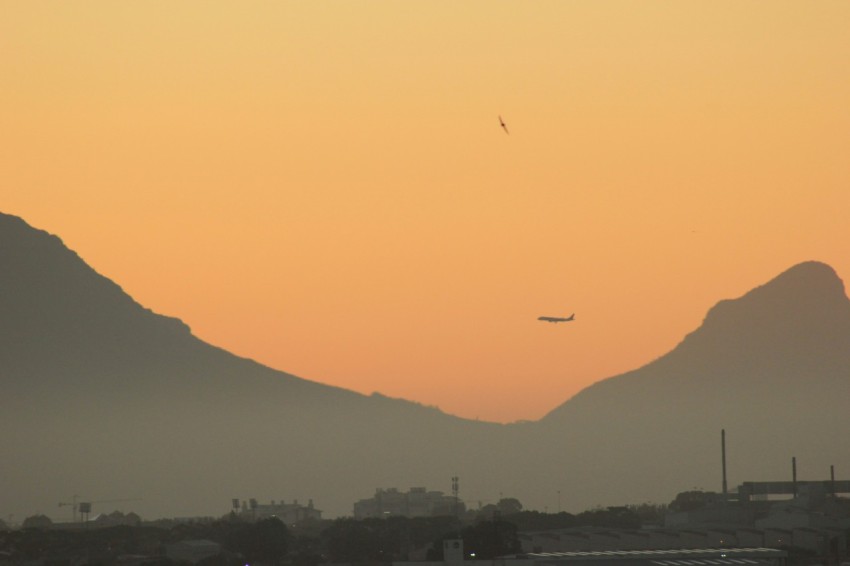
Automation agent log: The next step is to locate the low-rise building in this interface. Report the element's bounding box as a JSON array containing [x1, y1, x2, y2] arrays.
[[519, 525, 843, 558], [354, 487, 464, 519], [238, 498, 322, 525]]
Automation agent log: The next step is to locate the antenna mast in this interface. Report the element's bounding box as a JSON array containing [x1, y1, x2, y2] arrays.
[[452, 476, 459, 518]]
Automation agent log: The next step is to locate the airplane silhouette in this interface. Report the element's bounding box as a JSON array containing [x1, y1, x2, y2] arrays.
[[538, 314, 575, 323], [499, 115, 509, 134]]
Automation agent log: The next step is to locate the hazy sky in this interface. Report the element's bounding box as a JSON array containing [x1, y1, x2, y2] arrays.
[[3, 2, 849, 423]]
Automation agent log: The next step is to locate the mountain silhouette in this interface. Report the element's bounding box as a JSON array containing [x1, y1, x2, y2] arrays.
[[0, 212, 502, 520], [2, 211, 850, 521], [545, 261, 850, 418], [532, 261, 850, 507]]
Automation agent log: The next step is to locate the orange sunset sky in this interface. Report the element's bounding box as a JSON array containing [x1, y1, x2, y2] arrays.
[[2, 2, 849, 423]]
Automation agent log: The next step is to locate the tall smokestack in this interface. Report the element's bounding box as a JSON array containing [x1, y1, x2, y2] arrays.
[[831, 465, 836, 496], [792, 457, 797, 498], [721, 429, 728, 497]]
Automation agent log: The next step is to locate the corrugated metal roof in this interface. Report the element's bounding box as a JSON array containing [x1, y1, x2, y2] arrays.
[[651, 560, 765, 566], [525, 548, 786, 561]]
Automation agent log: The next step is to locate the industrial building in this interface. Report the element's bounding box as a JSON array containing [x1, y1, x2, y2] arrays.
[[514, 548, 788, 566], [392, 538, 787, 566], [518, 525, 844, 558]]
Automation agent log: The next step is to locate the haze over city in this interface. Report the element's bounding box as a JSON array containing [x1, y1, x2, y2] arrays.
[[2, 2, 849, 425]]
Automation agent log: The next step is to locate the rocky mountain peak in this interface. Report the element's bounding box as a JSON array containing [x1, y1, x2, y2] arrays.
[[682, 261, 850, 355]]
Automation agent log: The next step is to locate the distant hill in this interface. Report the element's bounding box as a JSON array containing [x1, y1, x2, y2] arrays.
[[0, 212, 503, 520], [2, 211, 850, 522]]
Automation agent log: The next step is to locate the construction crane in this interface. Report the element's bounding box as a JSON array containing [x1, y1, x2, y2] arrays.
[[58, 495, 81, 523], [59, 497, 141, 523]]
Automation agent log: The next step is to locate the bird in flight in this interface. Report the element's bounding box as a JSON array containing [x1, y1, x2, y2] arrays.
[[499, 115, 509, 134]]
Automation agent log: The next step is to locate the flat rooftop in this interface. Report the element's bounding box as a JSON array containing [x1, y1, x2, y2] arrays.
[[522, 548, 787, 564]]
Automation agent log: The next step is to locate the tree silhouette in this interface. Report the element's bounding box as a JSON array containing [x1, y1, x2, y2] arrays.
[[225, 517, 288, 565], [21, 515, 53, 530], [496, 498, 523, 516]]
